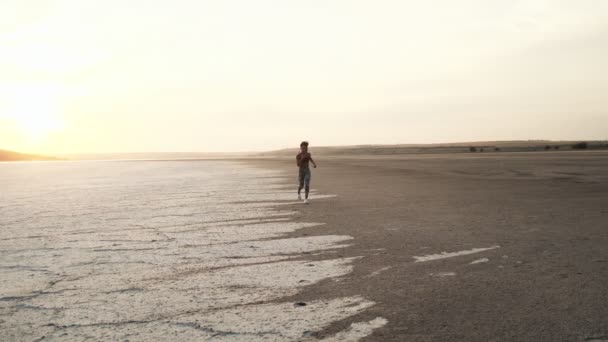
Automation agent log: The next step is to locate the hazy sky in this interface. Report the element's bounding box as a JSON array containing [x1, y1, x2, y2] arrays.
[[1, 0, 607, 154]]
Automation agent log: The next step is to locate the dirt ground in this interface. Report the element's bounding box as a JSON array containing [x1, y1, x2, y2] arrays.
[[245, 151, 608, 341]]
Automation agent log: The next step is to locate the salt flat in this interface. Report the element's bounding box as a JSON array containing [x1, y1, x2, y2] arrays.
[[0, 160, 385, 341]]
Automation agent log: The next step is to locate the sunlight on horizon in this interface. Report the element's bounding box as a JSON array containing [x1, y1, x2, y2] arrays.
[[1, 0, 607, 155], [1, 83, 68, 152]]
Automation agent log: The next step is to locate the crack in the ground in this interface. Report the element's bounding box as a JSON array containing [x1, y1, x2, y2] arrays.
[[0, 294, 40, 302], [103, 287, 144, 294], [0, 265, 49, 272], [0, 288, 75, 302], [15, 303, 62, 312], [43, 319, 154, 329], [34, 315, 283, 339], [0, 235, 48, 241], [172, 321, 283, 338], [92, 247, 167, 252]]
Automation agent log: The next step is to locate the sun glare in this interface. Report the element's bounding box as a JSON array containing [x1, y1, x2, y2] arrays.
[[16, 112, 63, 141], [4, 85, 65, 142]]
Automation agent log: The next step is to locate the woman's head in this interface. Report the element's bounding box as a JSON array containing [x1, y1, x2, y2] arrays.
[[300, 141, 309, 152]]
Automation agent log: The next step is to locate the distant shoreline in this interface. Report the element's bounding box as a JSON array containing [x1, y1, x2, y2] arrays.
[[0, 149, 61, 162]]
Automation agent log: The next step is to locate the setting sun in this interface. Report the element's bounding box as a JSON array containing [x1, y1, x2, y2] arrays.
[[10, 105, 63, 142], [1, 83, 65, 148]]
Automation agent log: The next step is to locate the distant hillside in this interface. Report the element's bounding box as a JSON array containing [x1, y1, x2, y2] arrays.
[[0, 149, 59, 161], [259, 140, 608, 157]]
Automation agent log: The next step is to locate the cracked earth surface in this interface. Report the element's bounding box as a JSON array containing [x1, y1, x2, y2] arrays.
[[0, 160, 385, 341]]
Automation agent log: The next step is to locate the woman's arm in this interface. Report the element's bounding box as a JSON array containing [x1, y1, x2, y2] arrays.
[[310, 155, 317, 168]]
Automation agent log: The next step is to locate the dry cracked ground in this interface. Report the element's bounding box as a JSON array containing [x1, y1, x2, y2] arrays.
[[0, 161, 386, 341]]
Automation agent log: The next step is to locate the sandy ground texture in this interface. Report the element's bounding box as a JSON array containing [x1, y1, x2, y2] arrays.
[[245, 151, 608, 341]]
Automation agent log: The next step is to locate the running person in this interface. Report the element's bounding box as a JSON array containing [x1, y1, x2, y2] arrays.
[[296, 141, 317, 204]]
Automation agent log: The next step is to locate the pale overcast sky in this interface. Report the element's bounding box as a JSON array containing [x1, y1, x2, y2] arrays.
[[1, 0, 607, 153]]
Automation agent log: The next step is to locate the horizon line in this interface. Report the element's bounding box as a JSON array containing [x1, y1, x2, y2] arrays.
[[58, 138, 608, 155], [4, 138, 607, 157]]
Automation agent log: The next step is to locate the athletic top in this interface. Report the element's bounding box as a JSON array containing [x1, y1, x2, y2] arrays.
[[296, 152, 313, 169]]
